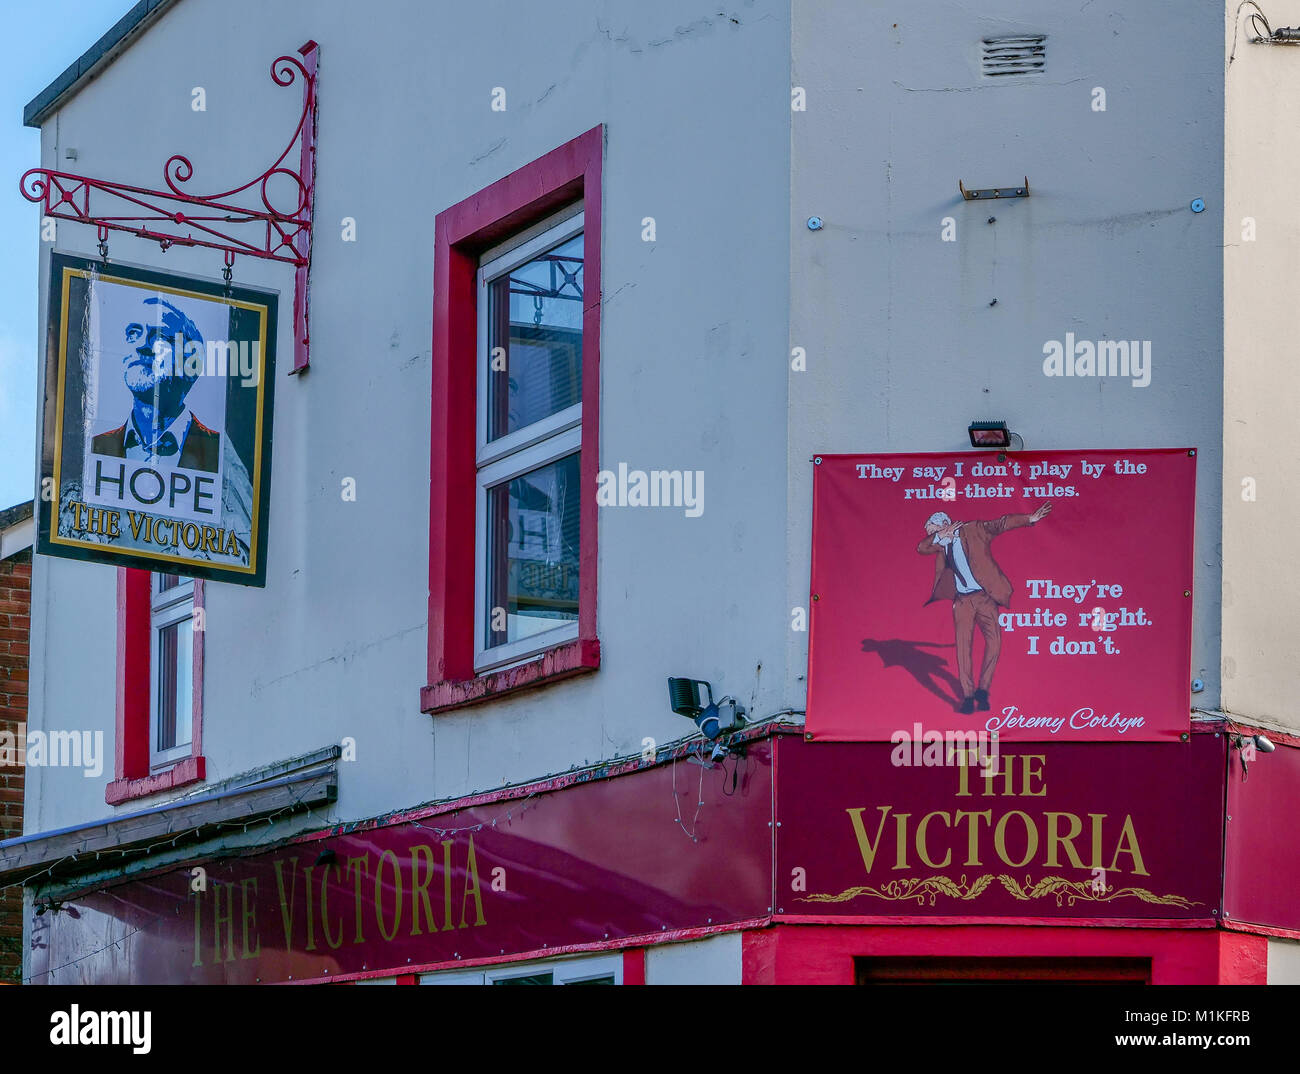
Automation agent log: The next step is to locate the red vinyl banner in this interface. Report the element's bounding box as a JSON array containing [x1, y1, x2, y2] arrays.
[[26, 742, 773, 985], [807, 449, 1196, 742], [776, 734, 1223, 919]]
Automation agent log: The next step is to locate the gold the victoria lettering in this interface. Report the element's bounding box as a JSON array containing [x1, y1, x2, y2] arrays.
[[190, 837, 487, 967], [66, 500, 241, 556], [846, 754, 1148, 876]]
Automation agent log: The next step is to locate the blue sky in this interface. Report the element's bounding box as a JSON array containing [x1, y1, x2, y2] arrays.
[[0, 1, 130, 511]]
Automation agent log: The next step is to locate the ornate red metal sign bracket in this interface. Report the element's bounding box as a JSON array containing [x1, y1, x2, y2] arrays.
[[21, 41, 319, 373]]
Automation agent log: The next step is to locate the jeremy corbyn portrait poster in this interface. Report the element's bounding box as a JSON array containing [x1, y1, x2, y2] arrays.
[[37, 253, 277, 586], [806, 449, 1196, 742]]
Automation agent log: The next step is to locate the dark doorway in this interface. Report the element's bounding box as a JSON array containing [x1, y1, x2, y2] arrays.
[[855, 957, 1151, 985]]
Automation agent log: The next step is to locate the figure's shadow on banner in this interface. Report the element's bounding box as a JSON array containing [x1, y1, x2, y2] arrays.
[[860, 638, 963, 710]]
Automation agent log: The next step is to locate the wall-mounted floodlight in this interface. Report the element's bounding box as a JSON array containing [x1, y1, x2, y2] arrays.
[[969, 420, 1011, 448], [1230, 731, 1277, 779], [668, 677, 713, 720], [1230, 731, 1277, 757], [667, 677, 748, 742]]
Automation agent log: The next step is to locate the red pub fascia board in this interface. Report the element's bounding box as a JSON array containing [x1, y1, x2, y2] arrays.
[[107, 567, 205, 804], [422, 126, 603, 714]]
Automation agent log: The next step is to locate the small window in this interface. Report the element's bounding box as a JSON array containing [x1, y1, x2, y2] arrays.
[[149, 573, 195, 770], [560, 972, 616, 986], [475, 209, 584, 672], [107, 568, 206, 803], [421, 953, 622, 986], [491, 971, 554, 986], [483, 223, 583, 441], [424, 126, 602, 714]]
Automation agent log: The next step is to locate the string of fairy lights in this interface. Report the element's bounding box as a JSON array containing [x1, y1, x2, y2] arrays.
[[28, 925, 149, 984], [9, 778, 332, 896], [671, 751, 706, 842]]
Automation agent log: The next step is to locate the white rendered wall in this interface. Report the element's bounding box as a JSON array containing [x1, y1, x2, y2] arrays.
[[26, 0, 793, 837], [786, 1, 1225, 712], [645, 932, 742, 985], [27, 0, 1231, 863], [1222, 0, 1300, 732], [1266, 938, 1300, 985]]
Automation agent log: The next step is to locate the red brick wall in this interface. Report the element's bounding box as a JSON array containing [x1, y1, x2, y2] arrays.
[[0, 548, 31, 983]]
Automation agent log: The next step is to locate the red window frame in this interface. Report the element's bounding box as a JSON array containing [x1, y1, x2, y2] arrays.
[[107, 567, 206, 804], [422, 126, 603, 714]]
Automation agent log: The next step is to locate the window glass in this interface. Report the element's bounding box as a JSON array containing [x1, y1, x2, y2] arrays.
[[486, 233, 583, 440], [492, 972, 554, 986], [485, 453, 580, 648], [424, 953, 621, 985], [156, 616, 193, 752]]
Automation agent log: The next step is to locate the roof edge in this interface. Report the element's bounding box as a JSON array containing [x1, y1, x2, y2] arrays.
[[0, 500, 34, 532], [23, 0, 182, 129]]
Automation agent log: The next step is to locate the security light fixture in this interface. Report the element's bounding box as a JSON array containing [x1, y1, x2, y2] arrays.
[[667, 677, 748, 741], [668, 677, 712, 719], [1230, 731, 1277, 779], [1230, 731, 1276, 756], [969, 420, 1011, 448]]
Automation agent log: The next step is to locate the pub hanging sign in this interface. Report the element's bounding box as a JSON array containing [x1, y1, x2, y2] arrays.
[[37, 253, 278, 586]]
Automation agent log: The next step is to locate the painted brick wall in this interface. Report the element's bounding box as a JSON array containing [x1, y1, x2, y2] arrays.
[[0, 548, 31, 983]]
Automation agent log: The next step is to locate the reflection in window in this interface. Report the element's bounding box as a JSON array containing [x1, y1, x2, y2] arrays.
[[486, 233, 583, 440], [486, 453, 580, 648], [492, 972, 554, 985], [156, 618, 193, 751], [150, 572, 195, 767]]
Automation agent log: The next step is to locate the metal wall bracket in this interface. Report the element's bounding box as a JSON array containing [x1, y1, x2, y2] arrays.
[[959, 177, 1030, 201], [1244, 7, 1300, 43], [21, 41, 319, 373]]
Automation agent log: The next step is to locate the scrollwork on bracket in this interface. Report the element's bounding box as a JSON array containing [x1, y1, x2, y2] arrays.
[[21, 41, 319, 370], [22, 46, 315, 265]]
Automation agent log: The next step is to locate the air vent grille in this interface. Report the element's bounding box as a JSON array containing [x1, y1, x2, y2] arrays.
[[981, 35, 1046, 77]]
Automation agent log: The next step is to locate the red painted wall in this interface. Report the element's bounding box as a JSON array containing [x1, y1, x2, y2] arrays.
[[1224, 737, 1300, 933], [741, 924, 1268, 985]]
